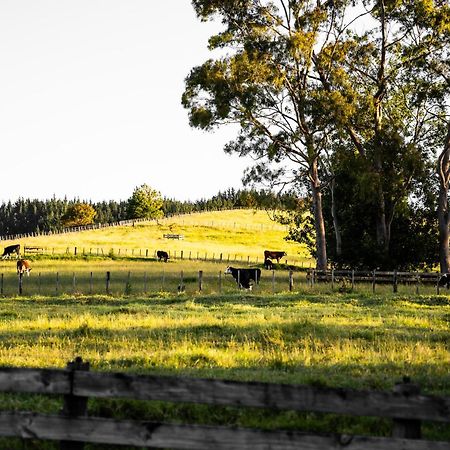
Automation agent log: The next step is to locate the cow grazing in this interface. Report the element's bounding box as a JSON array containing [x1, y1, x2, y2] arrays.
[[264, 258, 274, 270], [17, 259, 32, 276], [2, 244, 20, 259], [264, 250, 286, 263], [438, 273, 450, 289], [157, 250, 169, 262], [225, 266, 261, 290]]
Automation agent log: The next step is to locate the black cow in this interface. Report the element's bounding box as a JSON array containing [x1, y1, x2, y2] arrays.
[[225, 266, 261, 290], [2, 244, 20, 259], [157, 250, 169, 262], [264, 250, 286, 263], [264, 258, 274, 270], [438, 273, 450, 289]]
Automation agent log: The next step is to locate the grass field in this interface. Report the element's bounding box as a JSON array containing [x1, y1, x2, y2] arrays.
[[0, 291, 448, 448], [0, 209, 448, 448], [2, 209, 310, 265]]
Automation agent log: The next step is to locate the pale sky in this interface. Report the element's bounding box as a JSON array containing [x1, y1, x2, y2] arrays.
[[0, 1, 251, 203]]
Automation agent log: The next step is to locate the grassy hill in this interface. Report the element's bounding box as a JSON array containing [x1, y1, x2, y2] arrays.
[[3, 209, 311, 266]]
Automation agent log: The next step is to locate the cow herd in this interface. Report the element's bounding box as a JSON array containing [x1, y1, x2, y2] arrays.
[[155, 248, 286, 290], [2, 244, 287, 290]]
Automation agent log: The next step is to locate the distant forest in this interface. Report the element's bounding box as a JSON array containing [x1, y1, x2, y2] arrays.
[[0, 189, 296, 236]]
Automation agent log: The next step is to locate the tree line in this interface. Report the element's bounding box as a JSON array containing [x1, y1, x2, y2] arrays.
[[0, 188, 294, 237], [183, 0, 450, 272]]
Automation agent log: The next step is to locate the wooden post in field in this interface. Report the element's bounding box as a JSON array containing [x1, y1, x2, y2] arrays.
[[416, 274, 420, 295], [106, 271, 111, 295], [181, 250, 184, 260], [392, 377, 421, 439], [437, 273, 440, 295], [372, 270, 376, 293], [289, 270, 294, 291], [272, 270, 275, 293], [393, 270, 398, 293], [237, 269, 241, 289], [331, 269, 335, 290], [56, 272, 60, 295], [74, 247, 77, 256], [18, 272, 23, 295], [60, 356, 90, 450], [198, 270, 203, 292], [179, 271, 184, 293], [72, 272, 76, 293], [89, 272, 93, 294], [218, 271, 222, 293], [351, 270, 355, 291], [38, 272, 41, 295]]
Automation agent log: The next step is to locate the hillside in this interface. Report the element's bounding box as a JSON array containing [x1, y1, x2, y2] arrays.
[[2, 209, 310, 266]]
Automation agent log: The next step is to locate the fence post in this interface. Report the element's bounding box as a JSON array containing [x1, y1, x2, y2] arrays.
[[372, 270, 376, 293], [351, 270, 355, 291], [198, 270, 203, 292], [178, 271, 184, 293], [437, 273, 440, 295], [106, 271, 111, 295], [18, 272, 23, 295], [392, 377, 421, 439], [218, 271, 222, 293], [89, 272, 93, 294], [272, 270, 275, 293], [393, 270, 398, 293], [289, 270, 294, 291], [60, 356, 90, 450], [56, 272, 60, 295]]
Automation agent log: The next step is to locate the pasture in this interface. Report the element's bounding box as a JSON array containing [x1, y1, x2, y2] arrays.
[[0, 291, 449, 448], [0, 209, 448, 447]]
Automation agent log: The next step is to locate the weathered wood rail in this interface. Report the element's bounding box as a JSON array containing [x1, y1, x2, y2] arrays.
[[308, 269, 444, 293], [0, 358, 449, 449]]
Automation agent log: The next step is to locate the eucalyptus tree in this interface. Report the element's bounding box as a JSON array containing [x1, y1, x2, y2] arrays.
[[314, 0, 450, 261], [183, 0, 358, 270]]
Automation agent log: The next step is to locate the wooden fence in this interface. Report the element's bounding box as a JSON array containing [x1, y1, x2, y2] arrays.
[[4, 268, 447, 297], [0, 357, 448, 449], [1, 268, 447, 297], [308, 269, 445, 293]]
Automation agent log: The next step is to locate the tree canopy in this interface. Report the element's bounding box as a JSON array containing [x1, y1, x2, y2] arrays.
[[184, 0, 450, 270], [127, 184, 164, 220]]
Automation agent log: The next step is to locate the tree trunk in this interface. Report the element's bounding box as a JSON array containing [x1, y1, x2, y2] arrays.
[[438, 125, 450, 274], [311, 160, 327, 270], [330, 177, 342, 257]]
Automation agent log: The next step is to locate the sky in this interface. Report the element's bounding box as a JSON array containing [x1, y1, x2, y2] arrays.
[[0, 1, 252, 203]]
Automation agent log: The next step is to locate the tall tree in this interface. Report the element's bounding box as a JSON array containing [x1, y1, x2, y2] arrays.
[[127, 184, 164, 220], [183, 0, 359, 269]]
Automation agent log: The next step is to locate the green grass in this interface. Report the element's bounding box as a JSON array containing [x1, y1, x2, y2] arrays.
[[1, 209, 310, 265], [0, 210, 448, 448], [0, 291, 449, 448]]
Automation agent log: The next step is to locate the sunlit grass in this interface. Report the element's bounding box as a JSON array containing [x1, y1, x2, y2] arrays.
[[0, 292, 448, 393], [1, 209, 310, 265]]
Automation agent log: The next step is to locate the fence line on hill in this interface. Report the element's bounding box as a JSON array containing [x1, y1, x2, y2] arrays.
[[0, 357, 448, 448], [0, 209, 288, 242]]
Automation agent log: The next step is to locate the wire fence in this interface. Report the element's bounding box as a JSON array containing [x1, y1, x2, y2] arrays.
[[2, 268, 445, 297]]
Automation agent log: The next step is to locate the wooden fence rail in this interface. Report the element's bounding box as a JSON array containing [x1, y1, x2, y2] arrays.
[[0, 358, 449, 449]]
